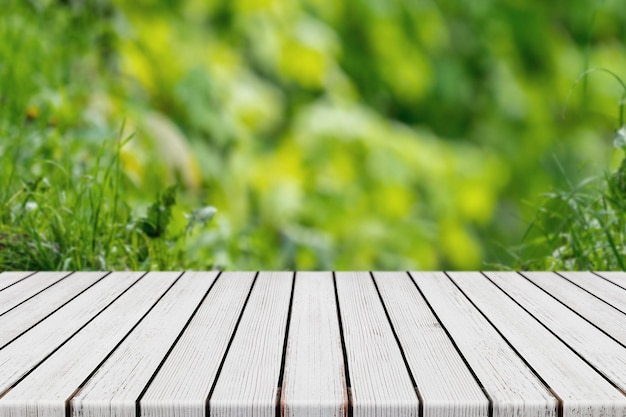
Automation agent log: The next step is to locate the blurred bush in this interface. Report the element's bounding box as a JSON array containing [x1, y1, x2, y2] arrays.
[[1, 0, 626, 270]]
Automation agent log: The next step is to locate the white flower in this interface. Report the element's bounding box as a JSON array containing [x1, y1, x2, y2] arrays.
[[192, 206, 217, 223], [614, 126, 626, 149], [185, 206, 218, 234]]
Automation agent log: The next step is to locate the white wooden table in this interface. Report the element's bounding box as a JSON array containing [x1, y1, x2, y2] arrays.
[[0, 271, 625, 417]]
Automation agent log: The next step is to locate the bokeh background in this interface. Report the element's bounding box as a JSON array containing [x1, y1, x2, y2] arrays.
[[2, 0, 626, 271]]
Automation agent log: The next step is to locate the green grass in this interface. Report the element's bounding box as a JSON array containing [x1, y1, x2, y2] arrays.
[[3, 137, 131, 270], [0, 1, 217, 271], [517, 142, 626, 271], [0, 132, 219, 270], [512, 69, 626, 271]]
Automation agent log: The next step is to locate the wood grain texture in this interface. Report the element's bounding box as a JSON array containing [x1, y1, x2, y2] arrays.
[[210, 272, 294, 417], [557, 271, 626, 313], [140, 272, 256, 417], [0, 272, 107, 348], [409, 272, 556, 417], [0, 272, 143, 395], [71, 272, 219, 417], [594, 272, 626, 291], [450, 272, 626, 417], [486, 272, 626, 392], [373, 272, 488, 417], [521, 272, 626, 347], [335, 272, 419, 417], [281, 272, 347, 417], [0, 272, 33, 291], [0, 272, 181, 417], [0, 272, 70, 315], [1, 270, 625, 417]]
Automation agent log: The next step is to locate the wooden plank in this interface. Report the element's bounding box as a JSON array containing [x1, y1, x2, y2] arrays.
[[0, 272, 180, 417], [140, 272, 256, 417], [373, 272, 488, 417], [522, 272, 626, 346], [0, 271, 69, 315], [486, 272, 626, 391], [210, 272, 294, 417], [335, 272, 419, 417], [409, 272, 556, 417], [594, 272, 626, 291], [449, 272, 626, 417], [557, 271, 626, 313], [71, 272, 219, 417], [0, 272, 142, 394], [0, 272, 107, 348], [0, 272, 33, 291], [281, 272, 347, 417]]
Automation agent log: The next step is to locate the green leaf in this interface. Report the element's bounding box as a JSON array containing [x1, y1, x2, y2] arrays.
[[139, 185, 178, 238]]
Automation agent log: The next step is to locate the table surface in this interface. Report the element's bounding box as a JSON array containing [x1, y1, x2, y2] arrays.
[[0, 271, 625, 417]]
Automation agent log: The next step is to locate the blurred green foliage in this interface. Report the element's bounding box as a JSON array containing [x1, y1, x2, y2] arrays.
[[1, 0, 626, 270]]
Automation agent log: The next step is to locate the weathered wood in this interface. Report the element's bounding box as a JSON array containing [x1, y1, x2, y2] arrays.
[[0, 271, 33, 291], [521, 272, 626, 347], [486, 272, 626, 391], [0, 270, 624, 417], [0, 271, 70, 315], [209, 272, 294, 417], [373, 272, 488, 417], [71, 272, 219, 417], [281, 272, 347, 417], [140, 272, 256, 417], [594, 271, 626, 291], [0, 272, 143, 396], [335, 271, 419, 417], [557, 271, 626, 313], [0, 272, 180, 417], [0, 271, 106, 348], [450, 272, 626, 417], [410, 272, 557, 417]]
